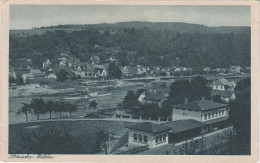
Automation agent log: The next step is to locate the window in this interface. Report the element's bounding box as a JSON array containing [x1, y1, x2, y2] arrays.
[[163, 134, 166, 142], [204, 114, 207, 120], [143, 135, 148, 143], [208, 113, 211, 119], [212, 112, 214, 118], [215, 112, 218, 117], [204, 126, 207, 130], [216, 85, 218, 89], [133, 133, 137, 141], [219, 111, 221, 116], [156, 134, 166, 144], [222, 110, 224, 116], [138, 134, 142, 142]]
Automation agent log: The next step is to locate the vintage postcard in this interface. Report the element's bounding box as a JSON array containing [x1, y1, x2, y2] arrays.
[[1, 0, 259, 162]]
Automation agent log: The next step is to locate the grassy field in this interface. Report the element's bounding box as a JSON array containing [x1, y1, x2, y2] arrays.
[[9, 120, 135, 154]]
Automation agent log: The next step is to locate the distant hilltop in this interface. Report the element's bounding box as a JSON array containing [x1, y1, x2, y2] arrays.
[[10, 21, 250, 36]]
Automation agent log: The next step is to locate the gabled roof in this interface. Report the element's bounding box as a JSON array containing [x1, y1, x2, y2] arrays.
[[212, 78, 233, 87], [23, 73, 34, 78], [144, 90, 166, 101], [126, 122, 171, 134], [163, 119, 204, 133], [123, 66, 138, 74], [211, 90, 234, 98], [14, 69, 30, 77], [173, 99, 227, 111]]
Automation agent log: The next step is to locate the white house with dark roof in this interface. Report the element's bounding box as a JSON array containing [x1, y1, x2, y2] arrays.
[[126, 122, 171, 148], [171, 98, 228, 132], [138, 89, 166, 106], [211, 78, 234, 91]]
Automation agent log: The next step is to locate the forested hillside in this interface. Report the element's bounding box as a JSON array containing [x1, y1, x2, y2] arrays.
[[9, 21, 250, 69]]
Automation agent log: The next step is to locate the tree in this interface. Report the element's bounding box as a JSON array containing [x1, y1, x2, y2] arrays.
[[20, 127, 82, 154], [167, 76, 210, 104], [57, 69, 68, 82], [66, 102, 78, 116], [89, 100, 97, 113], [168, 80, 192, 104], [228, 78, 250, 154], [45, 100, 56, 119], [91, 130, 112, 154], [190, 76, 210, 100], [9, 76, 16, 83], [136, 88, 146, 98], [16, 103, 31, 122], [213, 94, 224, 103], [122, 90, 141, 113], [55, 101, 66, 118], [107, 63, 122, 79], [30, 98, 45, 120]]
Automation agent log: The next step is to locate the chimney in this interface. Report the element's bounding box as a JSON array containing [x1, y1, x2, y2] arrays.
[[202, 96, 205, 100], [185, 98, 188, 104]]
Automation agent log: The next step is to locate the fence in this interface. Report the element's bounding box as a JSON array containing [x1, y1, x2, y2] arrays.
[[95, 107, 172, 122]]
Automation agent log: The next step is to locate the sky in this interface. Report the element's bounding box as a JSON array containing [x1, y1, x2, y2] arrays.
[[10, 5, 251, 30]]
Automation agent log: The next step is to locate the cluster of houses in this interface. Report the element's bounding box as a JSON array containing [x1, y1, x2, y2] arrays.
[[203, 66, 249, 74], [125, 77, 238, 150], [210, 77, 236, 102], [9, 50, 249, 85], [127, 97, 229, 149]]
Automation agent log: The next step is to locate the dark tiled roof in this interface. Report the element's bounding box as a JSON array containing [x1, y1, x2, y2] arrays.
[[126, 122, 171, 134], [14, 69, 30, 77], [173, 100, 227, 111], [143, 97, 162, 103], [163, 119, 204, 133], [211, 90, 233, 98], [145, 90, 166, 100]]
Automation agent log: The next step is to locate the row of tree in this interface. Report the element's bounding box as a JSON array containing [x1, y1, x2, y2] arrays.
[[16, 98, 78, 122]]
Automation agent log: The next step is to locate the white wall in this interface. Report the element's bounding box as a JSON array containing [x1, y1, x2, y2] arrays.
[[172, 108, 202, 121], [128, 130, 168, 148], [212, 84, 225, 91], [201, 107, 228, 122]]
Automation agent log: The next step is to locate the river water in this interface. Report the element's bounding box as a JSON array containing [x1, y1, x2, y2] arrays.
[[9, 79, 175, 124]]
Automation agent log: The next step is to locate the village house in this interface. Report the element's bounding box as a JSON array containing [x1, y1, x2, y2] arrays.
[[211, 90, 236, 102], [90, 56, 101, 65], [137, 65, 147, 75], [203, 67, 211, 73], [85, 64, 95, 77], [171, 98, 228, 133], [230, 66, 242, 73], [29, 69, 44, 79], [138, 89, 166, 106], [126, 122, 171, 148], [42, 59, 51, 70], [9, 67, 16, 79], [46, 73, 57, 79], [21, 73, 34, 83], [121, 66, 138, 77], [126, 118, 211, 148], [211, 78, 234, 91]]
